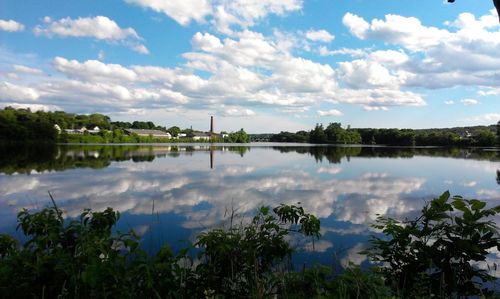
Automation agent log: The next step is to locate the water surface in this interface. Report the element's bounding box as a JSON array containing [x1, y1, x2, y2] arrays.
[[0, 143, 499, 270]]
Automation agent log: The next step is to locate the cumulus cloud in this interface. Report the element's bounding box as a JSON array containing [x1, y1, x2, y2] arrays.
[[125, 0, 212, 26], [461, 98, 479, 105], [0, 81, 40, 101], [53, 57, 138, 82], [219, 107, 256, 117], [125, 0, 302, 34], [317, 109, 343, 117], [0, 19, 25, 32], [305, 29, 334, 43], [6, 23, 428, 117], [444, 100, 455, 105], [336, 50, 411, 90], [34, 16, 148, 54], [342, 10, 500, 90], [343, 13, 449, 51]]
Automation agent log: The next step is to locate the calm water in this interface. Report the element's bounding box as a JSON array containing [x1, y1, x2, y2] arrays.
[[1, 143, 499, 271]]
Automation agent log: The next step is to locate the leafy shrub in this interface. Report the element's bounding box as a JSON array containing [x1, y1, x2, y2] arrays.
[[0, 204, 321, 298], [194, 205, 321, 298], [366, 191, 500, 298]]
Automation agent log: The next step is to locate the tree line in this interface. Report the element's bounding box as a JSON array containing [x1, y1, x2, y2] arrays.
[[270, 122, 500, 147], [0, 107, 249, 143]]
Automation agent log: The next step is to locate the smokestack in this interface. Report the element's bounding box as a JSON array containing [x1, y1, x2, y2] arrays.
[[210, 116, 214, 136]]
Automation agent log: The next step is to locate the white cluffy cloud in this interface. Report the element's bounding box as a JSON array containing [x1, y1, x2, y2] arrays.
[[305, 29, 334, 43], [342, 9, 500, 90], [2, 22, 432, 122], [0, 81, 39, 101], [125, 0, 212, 26], [34, 16, 149, 54], [125, 0, 302, 33], [219, 107, 256, 117], [0, 19, 25, 32], [317, 109, 343, 117]]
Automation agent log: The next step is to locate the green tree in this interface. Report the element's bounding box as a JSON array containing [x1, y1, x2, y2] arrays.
[[167, 126, 181, 137], [496, 121, 500, 145], [309, 124, 326, 144], [474, 129, 496, 146], [226, 129, 249, 143]]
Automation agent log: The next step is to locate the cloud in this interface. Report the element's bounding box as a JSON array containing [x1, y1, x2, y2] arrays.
[[0, 81, 39, 101], [336, 50, 411, 90], [317, 109, 343, 117], [34, 16, 148, 54], [4, 20, 439, 121], [465, 113, 500, 123], [342, 13, 370, 39], [478, 87, 500, 96], [305, 29, 334, 43], [341, 243, 367, 267], [125, 0, 302, 34], [0, 19, 25, 32], [317, 167, 342, 175], [342, 10, 500, 90], [444, 100, 454, 105], [461, 98, 479, 105], [461, 181, 477, 187], [53, 56, 138, 82], [343, 13, 449, 51], [12, 65, 43, 75], [319, 46, 367, 57], [125, 0, 212, 26], [219, 107, 256, 117]]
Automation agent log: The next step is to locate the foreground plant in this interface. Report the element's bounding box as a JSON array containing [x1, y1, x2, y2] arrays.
[[0, 203, 321, 299], [1, 192, 499, 298], [366, 191, 500, 298]]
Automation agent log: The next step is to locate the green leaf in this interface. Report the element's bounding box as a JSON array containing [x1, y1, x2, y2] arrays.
[[470, 200, 486, 211]]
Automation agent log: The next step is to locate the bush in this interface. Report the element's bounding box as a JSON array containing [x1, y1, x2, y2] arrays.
[[366, 191, 500, 298]]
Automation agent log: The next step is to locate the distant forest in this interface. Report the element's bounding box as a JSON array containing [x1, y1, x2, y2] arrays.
[[0, 107, 498, 146], [263, 122, 500, 147]]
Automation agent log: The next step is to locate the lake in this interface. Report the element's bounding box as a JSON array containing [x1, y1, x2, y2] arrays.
[[0, 143, 499, 271]]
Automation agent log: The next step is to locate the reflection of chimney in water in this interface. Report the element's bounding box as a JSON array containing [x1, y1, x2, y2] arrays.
[[210, 147, 214, 169]]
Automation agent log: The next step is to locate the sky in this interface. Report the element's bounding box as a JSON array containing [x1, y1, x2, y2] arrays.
[[0, 0, 499, 133]]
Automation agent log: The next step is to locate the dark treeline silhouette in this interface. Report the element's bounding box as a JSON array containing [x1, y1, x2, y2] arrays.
[[0, 107, 58, 143], [269, 122, 499, 147], [0, 144, 252, 174], [273, 146, 500, 164]]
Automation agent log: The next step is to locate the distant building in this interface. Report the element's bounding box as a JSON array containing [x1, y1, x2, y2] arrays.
[[124, 129, 171, 138], [87, 126, 101, 134], [54, 124, 61, 134], [192, 132, 210, 141], [64, 126, 87, 134]]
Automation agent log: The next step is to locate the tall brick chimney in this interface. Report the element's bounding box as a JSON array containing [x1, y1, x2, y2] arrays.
[[210, 116, 214, 136]]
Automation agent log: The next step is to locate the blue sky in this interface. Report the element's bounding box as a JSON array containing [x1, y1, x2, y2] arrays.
[[0, 0, 499, 133]]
